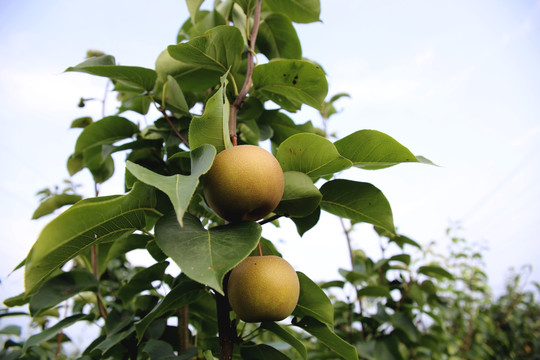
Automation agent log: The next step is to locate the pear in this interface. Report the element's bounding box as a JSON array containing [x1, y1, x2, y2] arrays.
[[203, 145, 285, 223], [227, 256, 300, 323]]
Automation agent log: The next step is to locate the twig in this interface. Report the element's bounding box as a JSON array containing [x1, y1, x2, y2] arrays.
[[160, 107, 190, 147], [177, 306, 191, 354], [229, 0, 262, 144], [216, 292, 235, 360]]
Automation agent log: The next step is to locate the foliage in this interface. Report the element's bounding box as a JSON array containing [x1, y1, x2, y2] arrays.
[[1, 0, 538, 359]]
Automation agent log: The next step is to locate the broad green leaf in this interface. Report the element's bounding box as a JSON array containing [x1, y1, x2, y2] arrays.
[[291, 207, 320, 236], [258, 110, 319, 145], [168, 25, 244, 74], [70, 116, 93, 128], [260, 321, 307, 360], [189, 75, 233, 152], [154, 212, 261, 294], [66, 55, 157, 91], [29, 269, 98, 316], [274, 171, 321, 217], [186, 0, 204, 22], [178, 10, 227, 42], [357, 285, 391, 298], [335, 130, 423, 170], [155, 49, 222, 92], [22, 313, 89, 352], [117, 262, 169, 303], [0, 325, 21, 336], [89, 154, 115, 184], [126, 144, 216, 226], [257, 13, 302, 59], [93, 326, 135, 354], [135, 275, 205, 340], [24, 182, 157, 295], [418, 265, 454, 280], [161, 75, 189, 115], [373, 335, 404, 360], [240, 344, 290, 360], [390, 312, 421, 343], [293, 272, 334, 326], [32, 194, 83, 219], [253, 59, 328, 112], [320, 179, 396, 235], [67, 153, 84, 176], [238, 119, 261, 145], [294, 317, 358, 360], [276, 133, 352, 179], [74, 116, 139, 155], [263, 0, 321, 23]]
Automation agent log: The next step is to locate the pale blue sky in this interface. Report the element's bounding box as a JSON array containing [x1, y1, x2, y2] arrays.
[[1, 0, 539, 303]]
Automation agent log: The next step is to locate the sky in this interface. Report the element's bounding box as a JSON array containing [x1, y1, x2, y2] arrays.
[[1, 0, 540, 309]]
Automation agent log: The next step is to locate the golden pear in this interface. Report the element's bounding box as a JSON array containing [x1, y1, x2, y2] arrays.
[[203, 145, 285, 222], [227, 256, 300, 323]]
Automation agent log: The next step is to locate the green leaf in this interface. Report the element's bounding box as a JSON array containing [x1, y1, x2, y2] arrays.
[[294, 317, 358, 360], [334, 130, 422, 170], [274, 171, 321, 217], [32, 194, 83, 219], [293, 272, 334, 326], [126, 144, 216, 227], [320, 179, 396, 235], [188, 75, 233, 152], [253, 59, 328, 112], [291, 206, 320, 236], [22, 313, 89, 352], [154, 212, 261, 294], [29, 269, 98, 316], [135, 275, 205, 340], [257, 14, 302, 59], [390, 312, 421, 343], [357, 285, 391, 298], [117, 262, 169, 303], [66, 55, 157, 91], [74, 116, 139, 156], [24, 182, 157, 295], [70, 116, 93, 128], [258, 110, 318, 145], [276, 133, 352, 179], [168, 25, 244, 74], [0, 325, 21, 336], [240, 343, 290, 360], [418, 265, 454, 280], [260, 321, 307, 360], [263, 0, 321, 24], [162, 75, 189, 115], [186, 0, 204, 21]]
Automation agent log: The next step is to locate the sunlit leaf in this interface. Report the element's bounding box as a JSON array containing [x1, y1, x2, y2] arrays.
[[263, 0, 321, 24], [154, 212, 261, 294], [293, 272, 334, 326], [32, 194, 83, 219], [274, 171, 321, 217], [257, 13, 302, 59]]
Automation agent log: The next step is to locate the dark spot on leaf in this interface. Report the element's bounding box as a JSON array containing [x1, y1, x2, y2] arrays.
[[282, 74, 287, 77]]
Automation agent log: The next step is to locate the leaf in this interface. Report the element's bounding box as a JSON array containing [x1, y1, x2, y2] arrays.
[[293, 272, 334, 326], [168, 25, 244, 74], [240, 343, 290, 360], [126, 144, 216, 227], [252, 59, 328, 112], [117, 262, 169, 303], [70, 116, 93, 128], [188, 75, 233, 152], [66, 55, 157, 91], [418, 265, 454, 280], [162, 75, 189, 115], [24, 182, 157, 295], [260, 321, 307, 360], [276, 133, 352, 179], [390, 312, 420, 343], [29, 269, 98, 316], [257, 13, 302, 60], [334, 130, 423, 170], [291, 206, 320, 236], [258, 110, 320, 146], [135, 275, 205, 340], [32, 194, 83, 219], [263, 0, 321, 24], [22, 313, 89, 352], [186, 0, 204, 22], [154, 212, 261, 294], [274, 171, 321, 217], [294, 317, 358, 360], [320, 179, 396, 235], [357, 285, 391, 298], [74, 116, 139, 156]]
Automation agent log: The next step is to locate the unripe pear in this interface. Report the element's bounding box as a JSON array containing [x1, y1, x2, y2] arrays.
[[227, 256, 300, 323], [203, 145, 285, 223]]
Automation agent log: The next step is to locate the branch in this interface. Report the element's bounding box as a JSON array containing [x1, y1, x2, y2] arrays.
[[229, 0, 262, 144], [160, 107, 190, 147], [216, 292, 235, 360], [177, 306, 191, 354]]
